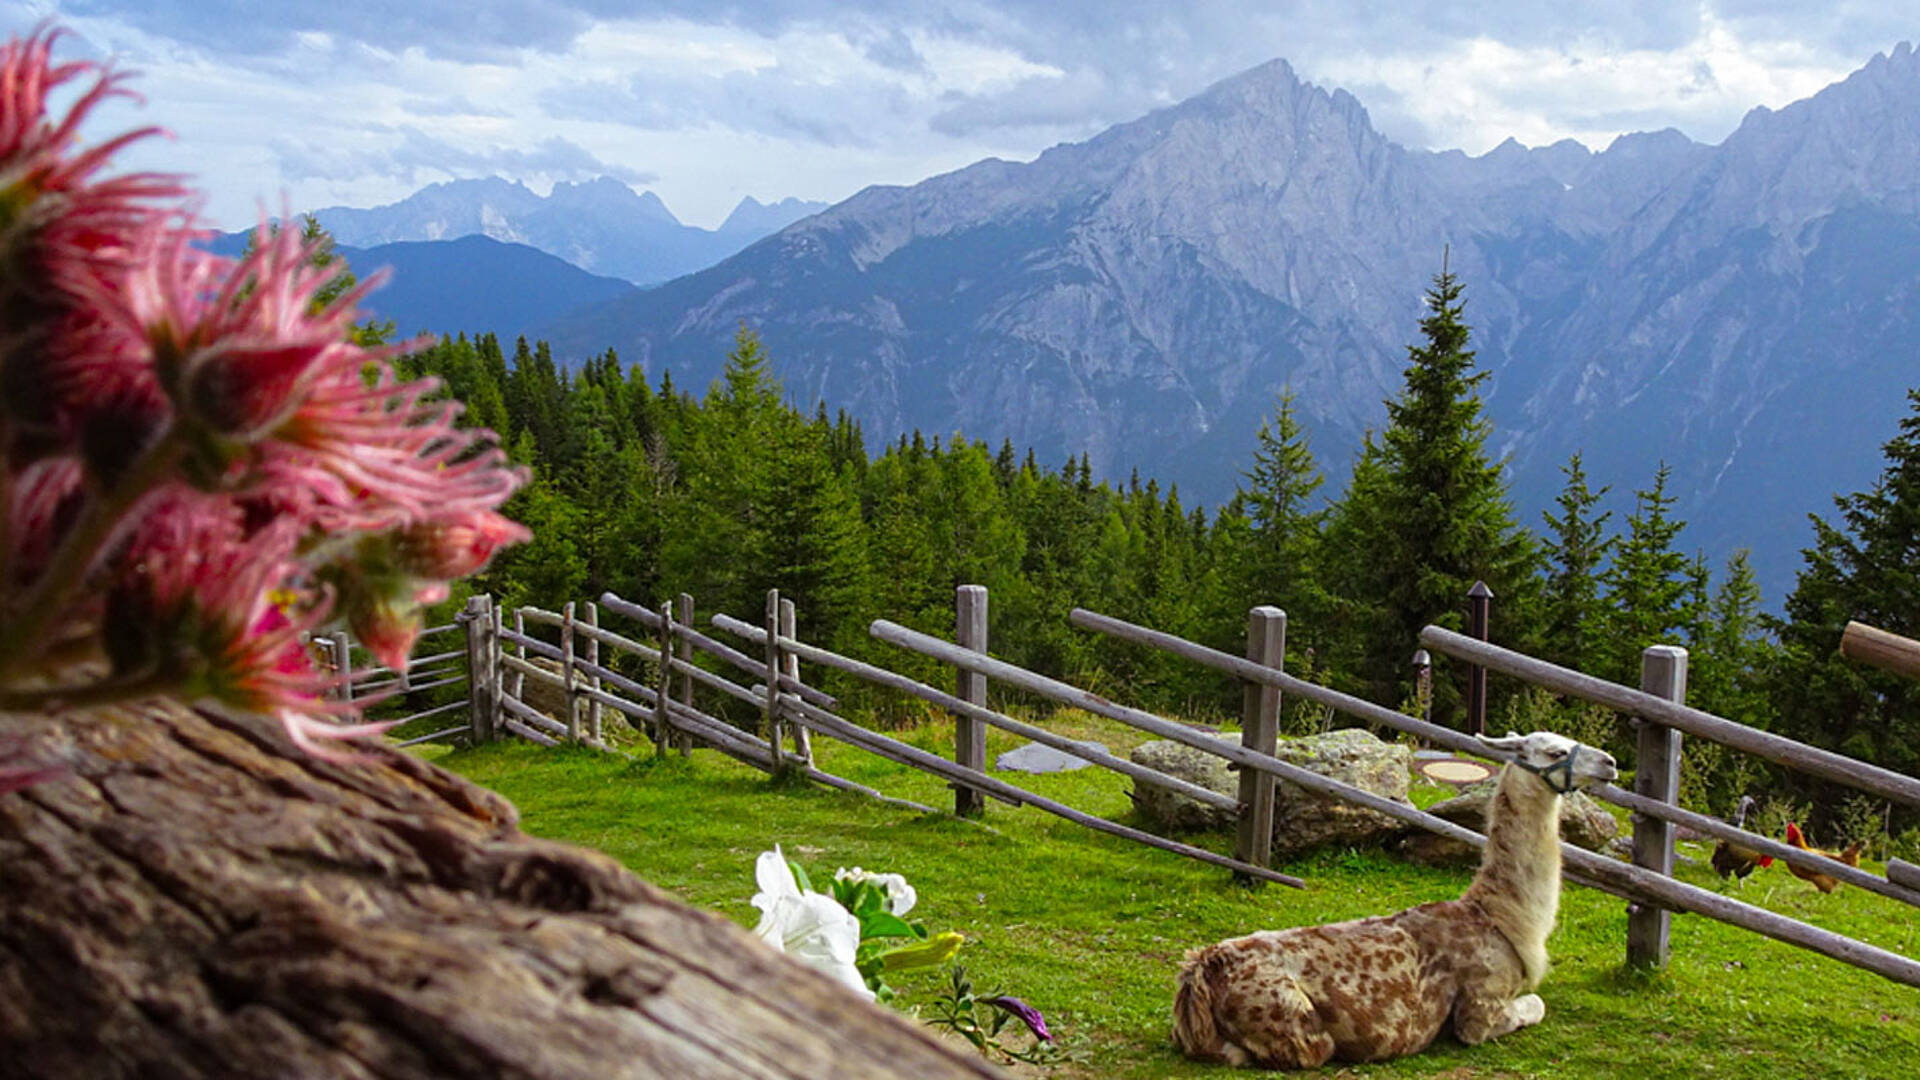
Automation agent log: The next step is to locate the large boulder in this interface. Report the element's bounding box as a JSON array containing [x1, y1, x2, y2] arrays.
[[1130, 728, 1414, 856], [1395, 777, 1620, 867]]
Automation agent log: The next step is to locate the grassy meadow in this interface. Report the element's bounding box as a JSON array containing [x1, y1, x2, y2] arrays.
[[420, 710, 1920, 1079]]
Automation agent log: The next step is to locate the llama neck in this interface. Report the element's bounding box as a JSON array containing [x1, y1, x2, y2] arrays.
[[1461, 763, 1563, 986]]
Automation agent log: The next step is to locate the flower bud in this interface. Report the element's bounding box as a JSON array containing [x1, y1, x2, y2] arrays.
[[981, 995, 1053, 1043], [392, 510, 530, 580], [879, 931, 965, 972], [345, 589, 422, 674], [181, 338, 336, 440]]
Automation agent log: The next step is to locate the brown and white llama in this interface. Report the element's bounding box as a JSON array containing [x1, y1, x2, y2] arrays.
[[1172, 730, 1617, 1070]]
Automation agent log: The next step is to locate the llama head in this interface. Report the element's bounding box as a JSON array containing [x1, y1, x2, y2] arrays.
[[1476, 730, 1618, 794]]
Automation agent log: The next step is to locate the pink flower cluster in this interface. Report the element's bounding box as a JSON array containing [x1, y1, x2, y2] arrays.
[[0, 27, 528, 757]]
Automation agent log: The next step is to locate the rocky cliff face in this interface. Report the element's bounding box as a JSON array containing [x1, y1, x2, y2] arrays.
[[312, 178, 826, 286], [547, 43, 1920, 600]]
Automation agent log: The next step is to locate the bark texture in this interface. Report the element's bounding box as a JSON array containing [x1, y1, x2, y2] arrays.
[[0, 701, 1005, 1079]]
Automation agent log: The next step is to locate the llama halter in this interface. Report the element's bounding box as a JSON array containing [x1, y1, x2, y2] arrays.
[[1511, 742, 1585, 795]]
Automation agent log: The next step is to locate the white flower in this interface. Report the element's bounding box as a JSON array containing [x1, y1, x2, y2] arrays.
[[752, 846, 873, 1001], [834, 865, 917, 916]]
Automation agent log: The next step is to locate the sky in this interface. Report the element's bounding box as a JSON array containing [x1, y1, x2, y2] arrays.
[[14, 1, 1915, 230]]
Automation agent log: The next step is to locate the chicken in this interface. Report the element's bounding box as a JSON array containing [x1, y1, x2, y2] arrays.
[[1783, 821, 1865, 893], [1710, 795, 1773, 884]]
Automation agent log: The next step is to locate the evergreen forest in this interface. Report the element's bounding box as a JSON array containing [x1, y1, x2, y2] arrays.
[[392, 270, 1920, 833]]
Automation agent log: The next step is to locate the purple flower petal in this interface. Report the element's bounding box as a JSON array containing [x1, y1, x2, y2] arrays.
[[982, 995, 1052, 1042]]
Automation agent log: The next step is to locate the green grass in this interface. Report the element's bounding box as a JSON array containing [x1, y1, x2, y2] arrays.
[[430, 712, 1920, 1079]]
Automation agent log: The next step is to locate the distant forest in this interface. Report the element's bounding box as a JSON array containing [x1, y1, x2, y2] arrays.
[[393, 270, 1920, 831]]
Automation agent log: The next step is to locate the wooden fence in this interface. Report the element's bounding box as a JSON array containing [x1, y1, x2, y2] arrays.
[[421, 585, 1920, 991], [314, 619, 471, 747]]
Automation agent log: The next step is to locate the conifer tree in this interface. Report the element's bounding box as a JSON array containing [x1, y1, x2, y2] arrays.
[[1539, 452, 1614, 669], [1331, 268, 1539, 717], [1693, 549, 1769, 724], [1599, 463, 1690, 680], [1223, 390, 1332, 666]]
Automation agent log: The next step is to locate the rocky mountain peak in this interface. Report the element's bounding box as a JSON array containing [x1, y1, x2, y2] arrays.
[[545, 178, 680, 226], [718, 195, 830, 235]]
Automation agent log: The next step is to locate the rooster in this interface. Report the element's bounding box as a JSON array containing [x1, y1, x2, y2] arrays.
[[1783, 821, 1864, 893], [1710, 795, 1773, 885]]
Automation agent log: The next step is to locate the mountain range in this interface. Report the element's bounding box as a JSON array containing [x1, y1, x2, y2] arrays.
[[310, 177, 826, 285], [541, 42, 1920, 604]]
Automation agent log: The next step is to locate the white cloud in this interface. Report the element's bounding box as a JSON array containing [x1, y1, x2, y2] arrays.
[[1312, 14, 1855, 155], [30, 1, 1909, 229]]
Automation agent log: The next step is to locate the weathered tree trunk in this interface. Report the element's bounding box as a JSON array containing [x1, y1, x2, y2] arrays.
[[0, 701, 1006, 1079]]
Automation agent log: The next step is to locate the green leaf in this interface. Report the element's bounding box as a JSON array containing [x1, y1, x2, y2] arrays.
[[859, 911, 919, 940], [787, 859, 812, 894]]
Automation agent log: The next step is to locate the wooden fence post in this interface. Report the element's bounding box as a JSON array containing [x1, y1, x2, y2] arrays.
[[1628, 644, 1688, 968], [462, 594, 496, 744], [510, 608, 526, 701], [764, 589, 786, 772], [584, 600, 603, 744], [1235, 606, 1286, 882], [561, 601, 579, 743], [655, 596, 676, 752], [954, 585, 989, 817], [677, 593, 695, 756], [780, 596, 812, 765], [1465, 581, 1492, 735], [490, 601, 504, 718], [331, 631, 354, 705]]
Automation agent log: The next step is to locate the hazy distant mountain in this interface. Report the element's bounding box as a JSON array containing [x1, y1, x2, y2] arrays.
[[308, 178, 826, 285], [719, 195, 828, 235], [205, 231, 640, 344], [546, 43, 1920, 602], [341, 235, 639, 342]]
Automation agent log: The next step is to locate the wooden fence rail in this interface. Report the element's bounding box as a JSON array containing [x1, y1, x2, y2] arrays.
[[708, 613, 1238, 814], [1421, 626, 1920, 811]]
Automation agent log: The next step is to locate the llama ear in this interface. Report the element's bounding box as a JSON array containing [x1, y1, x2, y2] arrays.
[[1476, 731, 1527, 753]]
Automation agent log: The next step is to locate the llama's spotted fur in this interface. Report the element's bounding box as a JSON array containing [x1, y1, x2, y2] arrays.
[[1171, 731, 1616, 1069]]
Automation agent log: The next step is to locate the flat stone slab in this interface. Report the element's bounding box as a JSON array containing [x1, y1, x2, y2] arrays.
[[995, 741, 1108, 774]]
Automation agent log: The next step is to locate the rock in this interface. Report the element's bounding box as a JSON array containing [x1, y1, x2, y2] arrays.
[[1129, 728, 1414, 856], [516, 656, 571, 721], [1396, 777, 1621, 867], [995, 741, 1107, 774]]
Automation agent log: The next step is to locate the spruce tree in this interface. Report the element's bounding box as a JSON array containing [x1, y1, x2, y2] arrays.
[[1332, 268, 1539, 717], [1227, 390, 1332, 662], [1599, 463, 1690, 681], [1693, 549, 1769, 724], [1539, 452, 1613, 669]]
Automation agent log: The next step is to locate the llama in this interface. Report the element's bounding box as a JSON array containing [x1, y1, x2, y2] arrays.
[[1172, 730, 1617, 1069]]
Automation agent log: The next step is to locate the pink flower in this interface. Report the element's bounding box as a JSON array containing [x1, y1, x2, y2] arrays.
[[6, 456, 84, 585], [110, 494, 389, 758], [394, 510, 532, 580], [0, 25, 178, 274], [0, 27, 524, 766], [263, 367, 524, 529], [100, 220, 386, 442], [0, 26, 183, 439]]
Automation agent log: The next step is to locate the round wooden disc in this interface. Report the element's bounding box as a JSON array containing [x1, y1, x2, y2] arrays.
[[1419, 758, 1495, 784]]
